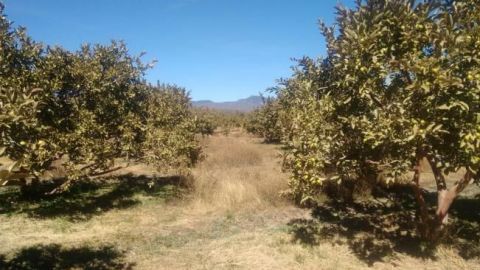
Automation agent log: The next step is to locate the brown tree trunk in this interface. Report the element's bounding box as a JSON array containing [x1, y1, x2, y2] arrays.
[[411, 155, 430, 237], [435, 170, 472, 225], [426, 156, 472, 240]]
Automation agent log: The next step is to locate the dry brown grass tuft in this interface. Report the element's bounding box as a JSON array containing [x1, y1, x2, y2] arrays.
[[190, 130, 289, 212]]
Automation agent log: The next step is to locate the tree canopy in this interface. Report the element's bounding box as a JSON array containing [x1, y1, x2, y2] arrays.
[[249, 0, 480, 240], [0, 5, 200, 192]]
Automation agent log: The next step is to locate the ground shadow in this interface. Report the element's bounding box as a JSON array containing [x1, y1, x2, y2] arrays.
[[0, 244, 133, 270], [0, 173, 190, 221], [288, 190, 480, 265], [449, 195, 480, 259]]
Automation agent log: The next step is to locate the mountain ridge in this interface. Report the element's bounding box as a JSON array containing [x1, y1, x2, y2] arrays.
[[192, 95, 263, 112]]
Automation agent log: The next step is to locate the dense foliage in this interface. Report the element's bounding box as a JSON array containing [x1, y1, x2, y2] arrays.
[[245, 96, 283, 143], [253, 0, 480, 240], [192, 109, 217, 137], [142, 84, 201, 169], [0, 6, 199, 192], [193, 107, 247, 135]]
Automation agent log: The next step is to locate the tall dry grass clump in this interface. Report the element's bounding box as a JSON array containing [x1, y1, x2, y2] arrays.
[[191, 130, 289, 212]]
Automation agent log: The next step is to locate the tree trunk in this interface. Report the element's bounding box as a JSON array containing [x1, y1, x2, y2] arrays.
[[411, 154, 431, 239], [435, 170, 472, 224], [425, 156, 473, 240], [20, 177, 41, 199]]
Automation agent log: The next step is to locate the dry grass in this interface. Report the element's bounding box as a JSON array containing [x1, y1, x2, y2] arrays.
[[190, 129, 289, 212], [1, 130, 479, 269]]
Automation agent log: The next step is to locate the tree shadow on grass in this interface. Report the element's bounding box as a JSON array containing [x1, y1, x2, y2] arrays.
[[0, 174, 191, 221], [287, 191, 480, 265], [0, 244, 134, 270], [449, 195, 480, 259]]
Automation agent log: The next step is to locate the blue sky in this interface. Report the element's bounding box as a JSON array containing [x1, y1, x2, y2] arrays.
[[4, 0, 354, 102]]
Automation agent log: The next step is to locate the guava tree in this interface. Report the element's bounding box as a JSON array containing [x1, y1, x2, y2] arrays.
[[279, 0, 479, 240], [142, 84, 201, 169], [0, 5, 61, 181], [0, 5, 200, 193], [192, 108, 218, 136], [245, 96, 283, 143]]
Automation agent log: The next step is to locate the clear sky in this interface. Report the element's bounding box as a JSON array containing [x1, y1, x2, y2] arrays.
[[3, 0, 354, 102]]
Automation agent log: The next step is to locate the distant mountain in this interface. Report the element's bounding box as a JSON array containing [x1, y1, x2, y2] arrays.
[[192, 95, 263, 112]]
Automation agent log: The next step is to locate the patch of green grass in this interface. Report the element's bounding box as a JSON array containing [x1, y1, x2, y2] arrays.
[[51, 217, 75, 233], [225, 211, 235, 221], [153, 233, 195, 249], [294, 253, 306, 264]]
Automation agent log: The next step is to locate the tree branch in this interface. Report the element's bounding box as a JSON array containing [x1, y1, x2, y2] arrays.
[[426, 154, 447, 191]]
